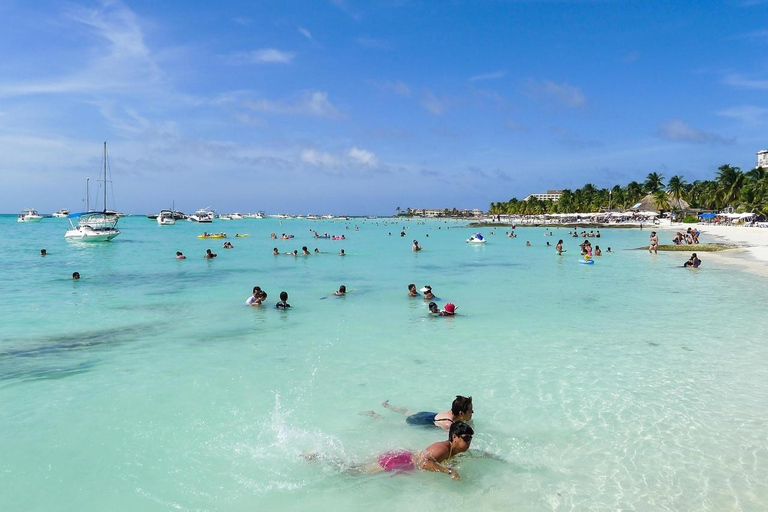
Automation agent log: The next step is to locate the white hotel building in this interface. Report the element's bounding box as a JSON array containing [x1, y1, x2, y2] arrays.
[[758, 149, 768, 169], [524, 190, 563, 202]]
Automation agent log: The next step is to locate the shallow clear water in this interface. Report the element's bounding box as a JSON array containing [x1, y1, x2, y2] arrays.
[[1, 215, 767, 511]]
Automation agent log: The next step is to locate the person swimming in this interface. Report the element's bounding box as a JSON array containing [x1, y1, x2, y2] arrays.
[[408, 283, 420, 297], [276, 291, 291, 309], [376, 395, 473, 430], [334, 285, 346, 296]]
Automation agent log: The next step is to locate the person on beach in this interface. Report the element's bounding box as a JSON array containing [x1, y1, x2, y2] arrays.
[[176, 251, 186, 259], [373, 395, 473, 430], [246, 286, 263, 306], [684, 253, 701, 268], [334, 285, 346, 296], [204, 249, 217, 259], [556, 240, 566, 255], [649, 232, 658, 254], [408, 283, 420, 297], [72, 272, 80, 280], [276, 291, 291, 309], [412, 240, 422, 252]]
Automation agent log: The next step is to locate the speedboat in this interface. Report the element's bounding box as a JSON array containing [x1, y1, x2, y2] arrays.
[[17, 208, 44, 222], [157, 210, 176, 225], [230, 212, 244, 220], [189, 208, 214, 223], [52, 208, 70, 218], [65, 212, 120, 241], [467, 233, 486, 243]]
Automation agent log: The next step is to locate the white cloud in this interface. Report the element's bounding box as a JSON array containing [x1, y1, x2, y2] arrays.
[[246, 91, 343, 118], [526, 79, 586, 108], [301, 149, 338, 167], [421, 90, 446, 115], [348, 147, 378, 167], [0, 0, 161, 97], [723, 73, 768, 90], [298, 27, 313, 40], [658, 120, 733, 145], [227, 48, 295, 65], [301, 146, 380, 171], [717, 105, 768, 124], [469, 70, 506, 82]]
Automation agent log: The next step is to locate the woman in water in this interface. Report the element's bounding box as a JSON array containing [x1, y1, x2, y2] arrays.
[[555, 240, 566, 255], [312, 422, 474, 481]]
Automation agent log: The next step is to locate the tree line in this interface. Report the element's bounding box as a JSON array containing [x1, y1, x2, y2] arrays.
[[488, 164, 768, 216]]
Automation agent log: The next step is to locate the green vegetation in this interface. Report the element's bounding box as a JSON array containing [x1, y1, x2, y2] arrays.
[[682, 216, 699, 223], [643, 244, 738, 252], [489, 165, 768, 216]]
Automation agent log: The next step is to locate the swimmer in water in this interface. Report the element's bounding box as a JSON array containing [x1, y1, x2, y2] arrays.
[[176, 251, 186, 259], [334, 285, 346, 296], [555, 240, 566, 255], [428, 301, 440, 314], [273, 247, 279, 255], [275, 291, 291, 309], [204, 249, 217, 259], [72, 271, 80, 280], [408, 283, 420, 297], [421, 286, 435, 300], [412, 240, 422, 252], [370, 395, 473, 431]]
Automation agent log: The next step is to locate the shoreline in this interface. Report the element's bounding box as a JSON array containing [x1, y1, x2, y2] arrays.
[[663, 223, 768, 277]]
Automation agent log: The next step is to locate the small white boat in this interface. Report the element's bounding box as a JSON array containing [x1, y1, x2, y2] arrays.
[[189, 208, 214, 223], [52, 208, 70, 218], [17, 208, 44, 222], [157, 210, 176, 225], [229, 212, 244, 220], [467, 233, 486, 243]]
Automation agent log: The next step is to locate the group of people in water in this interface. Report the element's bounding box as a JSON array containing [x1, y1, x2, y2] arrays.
[[408, 284, 457, 316], [245, 286, 291, 309], [672, 227, 701, 245]]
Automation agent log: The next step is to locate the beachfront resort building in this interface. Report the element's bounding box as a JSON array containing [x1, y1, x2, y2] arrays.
[[405, 208, 484, 218], [758, 149, 768, 169], [524, 190, 563, 202]]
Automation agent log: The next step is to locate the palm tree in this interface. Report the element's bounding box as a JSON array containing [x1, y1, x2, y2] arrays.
[[666, 175, 688, 208], [652, 190, 671, 211], [625, 181, 644, 206], [644, 172, 665, 194], [715, 164, 744, 209]]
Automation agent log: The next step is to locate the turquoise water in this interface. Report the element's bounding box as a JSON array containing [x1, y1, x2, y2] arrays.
[[1, 215, 767, 511]]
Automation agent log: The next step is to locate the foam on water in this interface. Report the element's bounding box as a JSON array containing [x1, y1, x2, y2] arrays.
[[1, 215, 767, 511]]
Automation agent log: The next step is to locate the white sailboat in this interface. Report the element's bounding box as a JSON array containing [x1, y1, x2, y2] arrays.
[[65, 142, 121, 242]]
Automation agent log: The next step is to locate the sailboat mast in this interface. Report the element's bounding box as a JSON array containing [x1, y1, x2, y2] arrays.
[[103, 141, 108, 213], [86, 178, 90, 212]]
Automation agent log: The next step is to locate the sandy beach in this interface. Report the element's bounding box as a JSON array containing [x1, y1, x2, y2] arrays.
[[667, 223, 768, 276]]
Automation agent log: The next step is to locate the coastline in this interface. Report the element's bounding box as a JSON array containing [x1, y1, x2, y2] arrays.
[[666, 223, 768, 276]]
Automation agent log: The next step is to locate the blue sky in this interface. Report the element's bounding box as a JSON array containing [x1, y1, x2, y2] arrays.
[[1, 0, 767, 215]]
